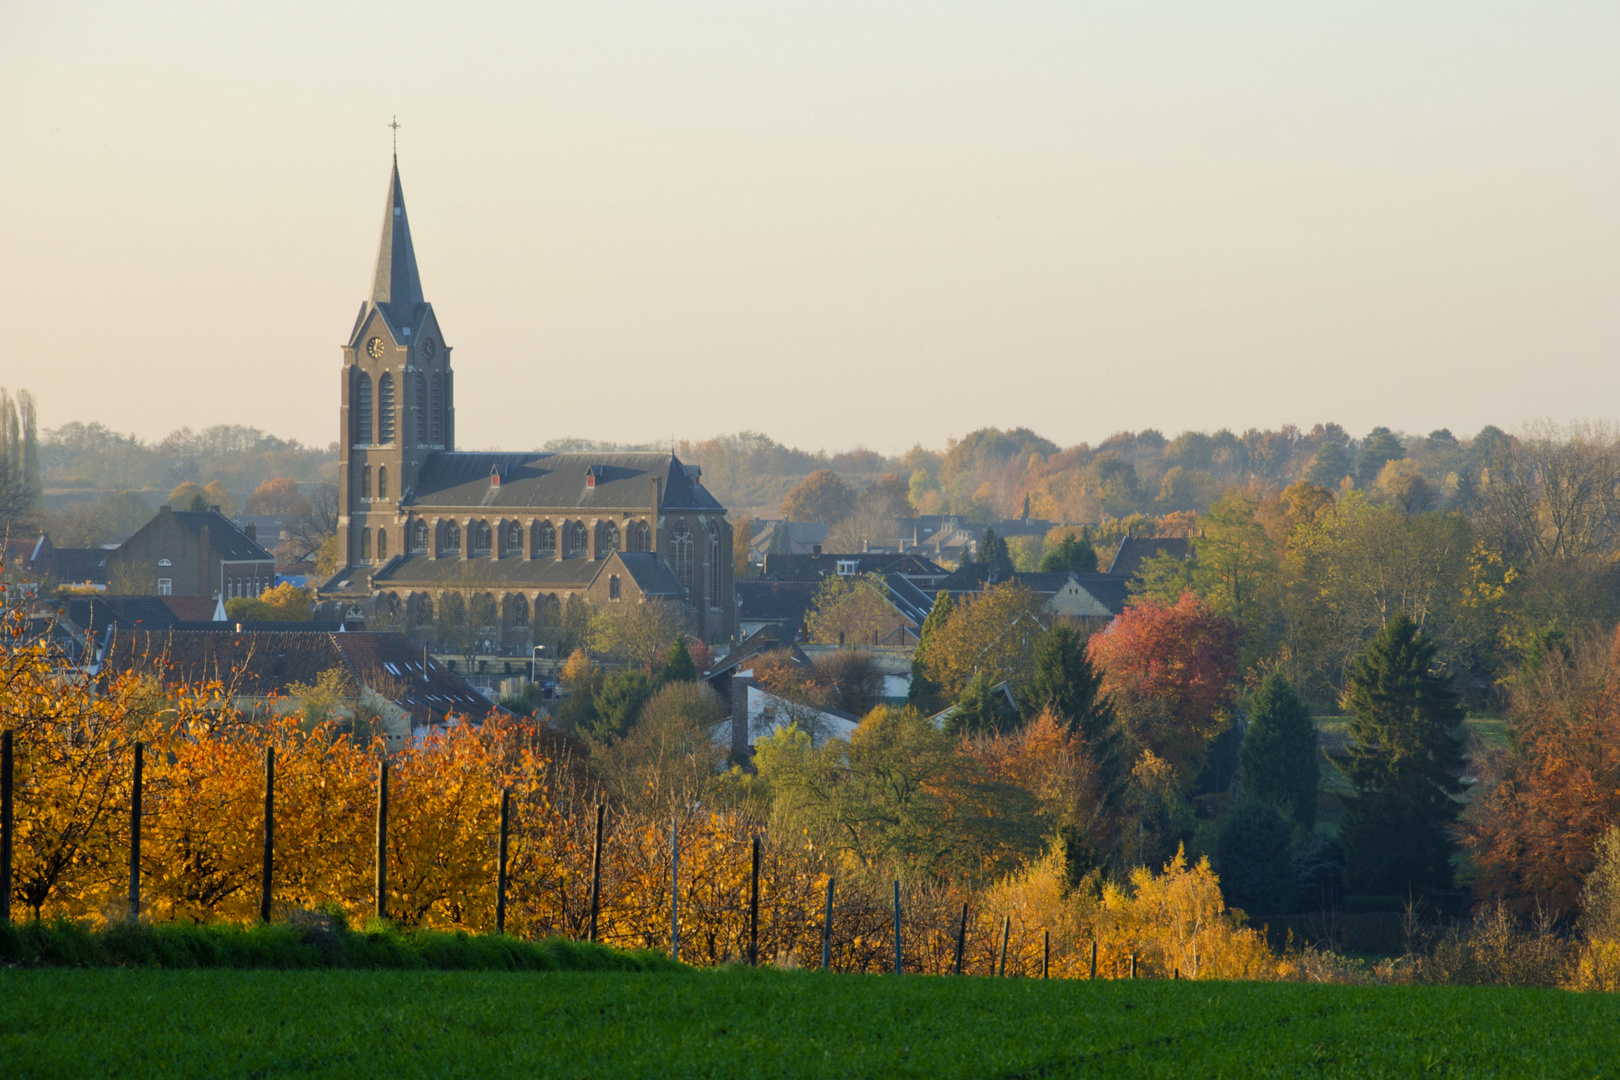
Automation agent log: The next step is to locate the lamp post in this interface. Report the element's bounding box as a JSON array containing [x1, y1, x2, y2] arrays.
[[530, 644, 547, 688]]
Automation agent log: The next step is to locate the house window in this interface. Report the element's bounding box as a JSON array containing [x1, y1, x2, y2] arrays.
[[378, 373, 395, 443], [442, 520, 460, 556], [837, 559, 858, 576], [378, 466, 388, 500], [411, 519, 430, 553], [471, 520, 492, 555], [361, 528, 372, 561], [503, 522, 523, 557], [355, 372, 373, 443], [157, 579, 172, 596], [534, 520, 556, 558], [609, 575, 621, 601], [414, 372, 427, 441], [361, 465, 372, 499], [671, 522, 694, 593], [377, 528, 388, 561]]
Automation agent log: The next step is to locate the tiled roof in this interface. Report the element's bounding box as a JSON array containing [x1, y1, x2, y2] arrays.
[[1108, 537, 1194, 579], [167, 510, 276, 561], [408, 452, 722, 512], [98, 629, 497, 726], [761, 553, 947, 583]]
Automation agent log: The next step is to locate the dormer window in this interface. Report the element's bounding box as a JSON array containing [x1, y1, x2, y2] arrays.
[[490, 465, 502, 488], [585, 465, 599, 490], [158, 558, 172, 568], [837, 559, 858, 576]]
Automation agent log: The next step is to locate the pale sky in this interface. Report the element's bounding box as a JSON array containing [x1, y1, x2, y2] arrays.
[[2, 2, 1615, 454]]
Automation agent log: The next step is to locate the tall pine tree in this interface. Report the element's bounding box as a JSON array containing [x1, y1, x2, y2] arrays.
[[1239, 672, 1320, 829], [1336, 614, 1466, 896], [907, 591, 954, 712], [979, 528, 1013, 574]]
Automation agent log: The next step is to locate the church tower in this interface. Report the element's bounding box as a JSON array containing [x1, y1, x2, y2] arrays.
[[337, 158, 453, 571]]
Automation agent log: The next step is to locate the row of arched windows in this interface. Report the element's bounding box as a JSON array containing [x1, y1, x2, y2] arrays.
[[401, 517, 654, 559], [352, 369, 445, 446], [358, 527, 390, 562], [359, 465, 388, 500]]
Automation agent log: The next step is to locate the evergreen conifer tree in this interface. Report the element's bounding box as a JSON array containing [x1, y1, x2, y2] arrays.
[[660, 635, 697, 685], [1336, 614, 1466, 896], [907, 591, 953, 711], [1039, 530, 1099, 573], [944, 671, 1018, 736], [1217, 801, 1296, 915], [1239, 672, 1320, 829], [1023, 625, 1123, 809], [979, 528, 1013, 574]]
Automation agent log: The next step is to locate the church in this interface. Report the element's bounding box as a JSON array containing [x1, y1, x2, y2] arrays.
[[320, 158, 737, 645]]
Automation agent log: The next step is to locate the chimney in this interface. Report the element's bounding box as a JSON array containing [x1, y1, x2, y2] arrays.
[[243, 523, 257, 542]]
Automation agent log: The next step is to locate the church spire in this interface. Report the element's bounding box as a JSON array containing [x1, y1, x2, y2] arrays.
[[370, 159, 424, 322]]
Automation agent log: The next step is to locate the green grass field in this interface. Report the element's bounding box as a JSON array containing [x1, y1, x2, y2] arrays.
[[2, 968, 1613, 1078]]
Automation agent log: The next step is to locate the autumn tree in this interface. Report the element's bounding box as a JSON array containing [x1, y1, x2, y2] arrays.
[[226, 582, 314, 622], [1336, 613, 1466, 897], [781, 469, 854, 523], [733, 514, 758, 579], [1087, 594, 1240, 789], [166, 481, 207, 510], [914, 582, 1047, 702], [245, 476, 310, 516], [907, 591, 952, 712], [803, 574, 901, 646], [1239, 672, 1319, 829], [589, 599, 686, 672]]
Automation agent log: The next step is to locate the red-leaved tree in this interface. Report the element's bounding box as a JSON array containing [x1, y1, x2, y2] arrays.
[[1087, 593, 1241, 788]]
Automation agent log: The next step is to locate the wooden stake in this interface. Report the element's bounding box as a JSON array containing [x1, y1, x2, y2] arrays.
[[1090, 938, 1098, 980], [1130, 952, 1137, 979], [587, 803, 604, 943], [998, 915, 1010, 977], [1042, 929, 1050, 979], [670, 816, 680, 963], [893, 880, 902, 975], [821, 877, 835, 971], [0, 730, 12, 925], [748, 835, 761, 966], [375, 759, 388, 920], [953, 902, 968, 976], [259, 747, 274, 923], [496, 788, 510, 935], [128, 741, 143, 922]]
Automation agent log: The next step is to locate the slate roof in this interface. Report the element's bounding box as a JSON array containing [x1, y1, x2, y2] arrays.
[[98, 629, 497, 725], [881, 574, 938, 625], [613, 552, 686, 597], [373, 554, 608, 589], [362, 158, 426, 340], [936, 565, 1131, 617], [760, 553, 948, 584], [166, 510, 276, 561], [1108, 537, 1194, 579], [406, 452, 722, 513], [735, 580, 821, 636], [52, 547, 112, 583]]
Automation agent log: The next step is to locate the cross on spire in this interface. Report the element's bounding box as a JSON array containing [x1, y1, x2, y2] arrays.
[[389, 115, 402, 156]]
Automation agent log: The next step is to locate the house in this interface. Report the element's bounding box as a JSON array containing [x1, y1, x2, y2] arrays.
[[106, 507, 276, 600], [97, 628, 500, 749], [2, 534, 114, 587], [936, 563, 1131, 632], [749, 521, 831, 561], [737, 553, 947, 642], [1108, 536, 1194, 580], [703, 628, 857, 755]]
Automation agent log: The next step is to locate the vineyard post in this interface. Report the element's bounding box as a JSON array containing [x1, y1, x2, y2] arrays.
[[128, 740, 143, 922], [953, 902, 968, 975], [1130, 953, 1137, 979], [1090, 939, 1098, 980], [259, 747, 274, 923], [496, 788, 510, 935], [748, 835, 761, 967], [670, 816, 679, 963], [0, 729, 12, 925], [1042, 929, 1050, 979], [375, 759, 388, 921], [998, 915, 1010, 977], [893, 880, 902, 976], [587, 803, 604, 943], [820, 877, 835, 971]]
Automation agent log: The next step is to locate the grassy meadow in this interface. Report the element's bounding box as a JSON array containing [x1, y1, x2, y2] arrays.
[[2, 967, 1613, 1079]]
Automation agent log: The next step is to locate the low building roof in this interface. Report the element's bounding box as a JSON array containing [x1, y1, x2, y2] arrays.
[[1108, 537, 1194, 579]]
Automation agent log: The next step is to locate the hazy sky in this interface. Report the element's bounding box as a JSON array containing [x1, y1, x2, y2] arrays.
[[2, 2, 1615, 454]]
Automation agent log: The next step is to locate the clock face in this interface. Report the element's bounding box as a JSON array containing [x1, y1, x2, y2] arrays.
[[366, 337, 385, 359], [422, 337, 437, 361]]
